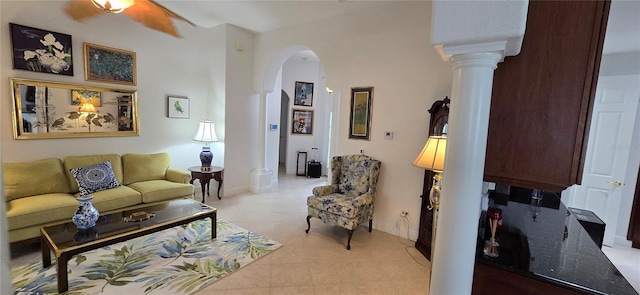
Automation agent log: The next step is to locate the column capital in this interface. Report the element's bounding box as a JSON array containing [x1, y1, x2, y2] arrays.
[[449, 51, 504, 70], [435, 42, 507, 63]]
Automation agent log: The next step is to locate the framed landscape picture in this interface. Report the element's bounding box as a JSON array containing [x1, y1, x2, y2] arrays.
[[167, 96, 189, 119], [84, 43, 136, 85], [294, 81, 313, 107], [9, 23, 73, 76], [291, 109, 314, 135], [349, 87, 373, 140]]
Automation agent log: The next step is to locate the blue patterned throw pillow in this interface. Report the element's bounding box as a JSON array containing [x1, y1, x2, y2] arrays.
[[70, 161, 121, 196]]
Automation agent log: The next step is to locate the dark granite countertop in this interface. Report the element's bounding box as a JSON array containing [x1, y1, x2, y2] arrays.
[[476, 193, 638, 295]]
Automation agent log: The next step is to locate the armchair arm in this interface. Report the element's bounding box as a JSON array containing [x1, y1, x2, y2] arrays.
[[312, 185, 336, 196], [166, 168, 191, 184], [353, 193, 374, 207]]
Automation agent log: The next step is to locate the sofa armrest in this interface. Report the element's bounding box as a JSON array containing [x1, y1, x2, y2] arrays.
[[166, 168, 191, 184], [353, 193, 374, 207], [312, 185, 336, 196]]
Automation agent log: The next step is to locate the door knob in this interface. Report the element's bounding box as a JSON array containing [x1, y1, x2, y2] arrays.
[[610, 181, 623, 187]]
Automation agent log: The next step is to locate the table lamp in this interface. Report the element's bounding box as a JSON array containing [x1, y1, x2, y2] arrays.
[[412, 135, 447, 261], [192, 120, 218, 171]]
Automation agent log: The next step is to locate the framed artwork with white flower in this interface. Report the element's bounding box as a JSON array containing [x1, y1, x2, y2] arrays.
[[9, 23, 74, 76], [84, 43, 137, 86]]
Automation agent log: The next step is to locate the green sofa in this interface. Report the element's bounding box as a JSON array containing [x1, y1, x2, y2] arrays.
[[3, 153, 194, 243]]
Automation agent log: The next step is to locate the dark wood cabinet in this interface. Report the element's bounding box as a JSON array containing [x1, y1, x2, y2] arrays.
[[473, 263, 585, 295], [484, 0, 610, 192]]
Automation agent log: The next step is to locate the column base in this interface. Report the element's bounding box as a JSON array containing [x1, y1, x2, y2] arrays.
[[250, 169, 273, 193]]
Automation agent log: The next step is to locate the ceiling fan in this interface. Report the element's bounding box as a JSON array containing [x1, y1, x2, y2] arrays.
[[64, 0, 195, 37]]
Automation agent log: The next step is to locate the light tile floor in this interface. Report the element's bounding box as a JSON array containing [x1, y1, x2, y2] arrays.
[[196, 173, 431, 295], [10, 171, 640, 294]]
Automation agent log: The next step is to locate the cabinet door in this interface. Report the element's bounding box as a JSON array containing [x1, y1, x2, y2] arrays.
[[484, 0, 610, 192]]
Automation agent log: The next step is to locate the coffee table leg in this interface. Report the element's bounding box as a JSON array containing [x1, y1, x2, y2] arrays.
[[211, 212, 217, 239], [57, 253, 69, 293], [41, 237, 51, 267]]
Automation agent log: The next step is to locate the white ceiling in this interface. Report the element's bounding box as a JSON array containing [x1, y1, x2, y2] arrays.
[[157, 0, 639, 55]]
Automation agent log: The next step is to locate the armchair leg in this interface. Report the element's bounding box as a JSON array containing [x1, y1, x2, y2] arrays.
[[305, 215, 311, 233], [369, 219, 373, 233], [346, 229, 353, 250]]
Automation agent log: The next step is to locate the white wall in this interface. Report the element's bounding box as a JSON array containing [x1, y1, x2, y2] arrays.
[[253, 2, 452, 239], [0, 1, 265, 224], [266, 69, 283, 180], [0, 1, 221, 172], [600, 53, 640, 245], [223, 24, 258, 195]]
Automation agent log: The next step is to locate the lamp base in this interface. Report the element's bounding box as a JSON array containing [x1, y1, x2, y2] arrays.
[[200, 146, 213, 170]]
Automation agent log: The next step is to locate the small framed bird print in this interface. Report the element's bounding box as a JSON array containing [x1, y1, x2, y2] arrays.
[[167, 96, 189, 119]]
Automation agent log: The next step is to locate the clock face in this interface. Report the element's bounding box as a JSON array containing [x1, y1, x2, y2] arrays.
[[432, 115, 448, 136]]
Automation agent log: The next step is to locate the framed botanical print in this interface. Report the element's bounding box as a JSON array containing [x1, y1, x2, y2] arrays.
[[349, 86, 373, 140], [10, 23, 73, 76], [291, 109, 314, 135], [294, 81, 313, 107]]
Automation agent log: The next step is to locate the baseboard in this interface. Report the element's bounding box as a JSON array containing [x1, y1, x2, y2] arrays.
[[375, 219, 419, 242], [614, 235, 633, 247]]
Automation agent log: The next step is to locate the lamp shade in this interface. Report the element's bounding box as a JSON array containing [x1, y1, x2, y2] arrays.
[[413, 135, 447, 172], [192, 121, 219, 143], [79, 102, 96, 113]]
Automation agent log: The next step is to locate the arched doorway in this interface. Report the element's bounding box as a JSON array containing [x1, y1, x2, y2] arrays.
[[262, 46, 333, 181]]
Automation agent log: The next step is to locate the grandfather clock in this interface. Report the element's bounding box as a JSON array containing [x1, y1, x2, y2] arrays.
[[415, 96, 449, 260]]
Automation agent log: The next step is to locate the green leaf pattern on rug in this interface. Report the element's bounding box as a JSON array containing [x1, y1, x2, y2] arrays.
[[81, 234, 161, 292], [224, 231, 280, 259], [12, 219, 282, 295]]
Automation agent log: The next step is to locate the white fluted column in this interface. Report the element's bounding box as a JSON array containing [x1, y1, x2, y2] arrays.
[[250, 91, 272, 193], [430, 52, 503, 294]]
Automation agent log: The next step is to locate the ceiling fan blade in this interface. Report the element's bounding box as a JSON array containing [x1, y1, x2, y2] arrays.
[[149, 0, 196, 27], [65, 0, 105, 21], [123, 0, 194, 37]]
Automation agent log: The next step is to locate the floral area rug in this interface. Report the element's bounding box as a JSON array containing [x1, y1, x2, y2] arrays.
[[12, 219, 282, 295]]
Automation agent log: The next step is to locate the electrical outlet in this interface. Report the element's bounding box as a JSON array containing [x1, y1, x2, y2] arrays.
[[401, 211, 408, 218]]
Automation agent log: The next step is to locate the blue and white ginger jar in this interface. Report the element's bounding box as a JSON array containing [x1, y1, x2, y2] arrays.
[[72, 195, 99, 230]]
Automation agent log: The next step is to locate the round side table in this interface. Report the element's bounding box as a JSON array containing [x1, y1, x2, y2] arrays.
[[188, 166, 224, 202]]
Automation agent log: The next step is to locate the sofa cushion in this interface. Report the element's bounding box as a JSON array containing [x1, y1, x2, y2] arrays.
[[3, 158, 70, 201], [80, 186, 143, 213], [127, 180, 194, 203], [122, 153, 169, 185], [64, 154, 123, 194], [6, 193, 78, 230], [69, 160, 121, 196]]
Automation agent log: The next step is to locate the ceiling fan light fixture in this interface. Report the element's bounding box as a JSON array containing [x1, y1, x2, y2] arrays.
[[91, 0, 134, 13]]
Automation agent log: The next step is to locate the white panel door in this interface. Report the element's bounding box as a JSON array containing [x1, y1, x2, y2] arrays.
[[565, 75, 640, 246]]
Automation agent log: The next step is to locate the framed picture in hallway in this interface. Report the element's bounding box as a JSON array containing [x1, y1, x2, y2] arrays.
[[291, 109, 314, 135], [294, 81, 313, 107], [349, 86, 373, 140]]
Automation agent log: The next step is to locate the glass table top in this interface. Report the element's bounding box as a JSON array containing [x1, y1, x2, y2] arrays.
[[42, 198, 216, 249]]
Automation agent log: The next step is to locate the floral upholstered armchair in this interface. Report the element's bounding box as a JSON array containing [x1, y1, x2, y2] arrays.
[[305, 155, 381, 250]]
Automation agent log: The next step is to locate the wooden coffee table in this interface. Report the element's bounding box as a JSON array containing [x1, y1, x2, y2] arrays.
[[40, 198, 216, 293]]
